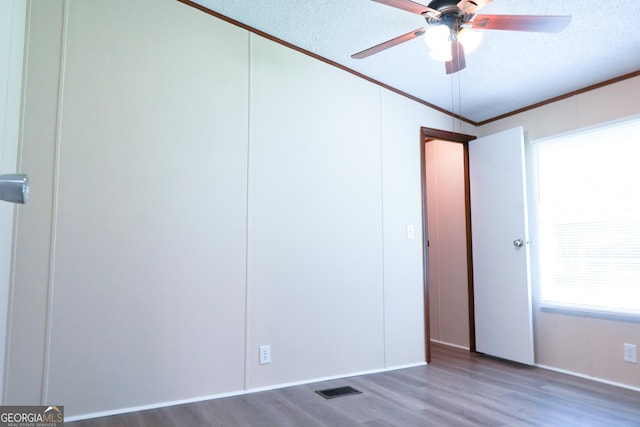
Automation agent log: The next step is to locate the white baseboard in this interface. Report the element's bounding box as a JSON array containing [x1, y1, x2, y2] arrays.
[[65, 358, 638, 422], [430, 340, 640, 393], [65, 361, 427, 422], [536, 363, 640, 393], [246, 361, 426, 394], [64, 389, 247, 423]]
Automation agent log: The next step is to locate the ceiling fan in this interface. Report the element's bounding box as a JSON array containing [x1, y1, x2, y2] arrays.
[[352, 0, 571, 74]]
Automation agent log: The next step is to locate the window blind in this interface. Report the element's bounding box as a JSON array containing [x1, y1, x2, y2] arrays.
[[528, 117, 640, 317]]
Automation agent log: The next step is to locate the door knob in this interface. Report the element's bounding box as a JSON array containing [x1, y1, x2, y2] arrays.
[[513, 239, 524, 248], [0, 174, 29, 204]]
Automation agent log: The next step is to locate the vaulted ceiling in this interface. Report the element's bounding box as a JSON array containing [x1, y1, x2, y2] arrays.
[[186, 0, 640, 124]]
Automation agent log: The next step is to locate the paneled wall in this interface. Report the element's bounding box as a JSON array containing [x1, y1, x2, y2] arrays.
[[11, 0, 250, 413], [479, 75, 640, 389], [7, 0, 461, 418], [246, 36, 385, 388], [10, 0, 638, 419]]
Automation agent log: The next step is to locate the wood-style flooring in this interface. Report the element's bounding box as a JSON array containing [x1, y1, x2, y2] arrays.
[[68, 343, 640, 426]]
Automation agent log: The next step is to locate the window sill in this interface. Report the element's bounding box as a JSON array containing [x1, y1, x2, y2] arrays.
[[538, 303, 640, 324]]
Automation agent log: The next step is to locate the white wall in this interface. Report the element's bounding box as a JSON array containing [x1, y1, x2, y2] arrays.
[[50, 0, 250, 411], [246, 35, 385, 388], [6, 0, 464, 418], [380, 91, 444, 366], [9, 0, 250, 412], [0, 0, 26, 403], [478, 75, 640, 389]]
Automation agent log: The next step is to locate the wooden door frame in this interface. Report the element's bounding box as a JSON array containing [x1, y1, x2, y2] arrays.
[[420, 127, 477, 363]]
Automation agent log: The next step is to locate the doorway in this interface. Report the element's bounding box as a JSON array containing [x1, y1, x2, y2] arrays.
[[420, 127, 476, 362]]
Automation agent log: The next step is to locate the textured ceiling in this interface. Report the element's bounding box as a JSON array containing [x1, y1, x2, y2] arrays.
[[189, 0, 640, 124]]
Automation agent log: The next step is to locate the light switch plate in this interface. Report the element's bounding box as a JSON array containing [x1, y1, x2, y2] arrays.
[[407, 225, 415, 240]]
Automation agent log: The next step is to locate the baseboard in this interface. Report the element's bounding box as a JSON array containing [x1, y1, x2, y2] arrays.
[[430, 339, 470, 351], [65, 361, 427, 422], [428, 341, 640, 393], [536, 363, 640, 393], [246, 361, 426, 394], [63, 389, 248, 423]]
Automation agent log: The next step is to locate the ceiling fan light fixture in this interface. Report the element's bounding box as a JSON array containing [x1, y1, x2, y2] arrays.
[[429, 43, 453, 62], [425, 24, 453, 62], [457, 27, 484, 54], [424, 24, 450, 51]]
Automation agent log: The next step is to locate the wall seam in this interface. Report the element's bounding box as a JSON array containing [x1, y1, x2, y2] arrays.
[[379, 87, 387, 368], [40, 0, 68, 404], [243, 31, 252, 391]]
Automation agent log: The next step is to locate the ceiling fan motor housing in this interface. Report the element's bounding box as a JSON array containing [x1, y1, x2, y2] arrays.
[[425, 0, 472, 30]]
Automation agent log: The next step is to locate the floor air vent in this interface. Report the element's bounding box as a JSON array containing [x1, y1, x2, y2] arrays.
[[315, 386, 362, 399]]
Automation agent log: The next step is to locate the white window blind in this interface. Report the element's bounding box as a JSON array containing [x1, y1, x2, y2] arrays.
[[529, 117, 640, 317]]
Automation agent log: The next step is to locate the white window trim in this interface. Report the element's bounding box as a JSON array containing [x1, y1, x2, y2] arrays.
[[527, 114, 640, 322]]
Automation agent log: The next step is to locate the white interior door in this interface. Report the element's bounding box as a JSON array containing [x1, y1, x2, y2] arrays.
[[0, 0, 27, 402], [469, 126, 534, 365]]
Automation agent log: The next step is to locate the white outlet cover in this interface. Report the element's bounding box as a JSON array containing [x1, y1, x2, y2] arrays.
[[259, 345, 271, 365], [624, 343, 637, 364]]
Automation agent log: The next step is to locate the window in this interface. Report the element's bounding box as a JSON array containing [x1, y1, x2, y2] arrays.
[[528, 117, 640, 317]]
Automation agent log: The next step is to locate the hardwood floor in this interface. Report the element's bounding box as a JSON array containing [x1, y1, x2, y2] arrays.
[[68, 343, 640, 426]]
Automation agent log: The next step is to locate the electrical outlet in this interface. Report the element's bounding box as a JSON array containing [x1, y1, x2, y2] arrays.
[[624, 343, 637, 364], [259, 345, 271, 365]]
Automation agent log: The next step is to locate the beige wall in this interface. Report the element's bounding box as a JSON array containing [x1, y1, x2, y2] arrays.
[[6, 0, 466, 418], [479, 75, 640, 389], [425, 141, 469, 349], [478, 77, 640, 141]]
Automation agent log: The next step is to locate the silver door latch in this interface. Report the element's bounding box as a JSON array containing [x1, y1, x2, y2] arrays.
[[0, 174, 29, 204]]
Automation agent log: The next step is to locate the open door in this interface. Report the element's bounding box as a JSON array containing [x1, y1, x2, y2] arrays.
[[468, 127, 534, 365], [1, 0, 28, 401]]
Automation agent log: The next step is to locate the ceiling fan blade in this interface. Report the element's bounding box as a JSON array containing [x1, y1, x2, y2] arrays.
[[352, 28, 426, 59], [457, 0, 492, 15], [371, 0, 438, 16], [445, 39, 466, 74], [472, 14, 571, 32]]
